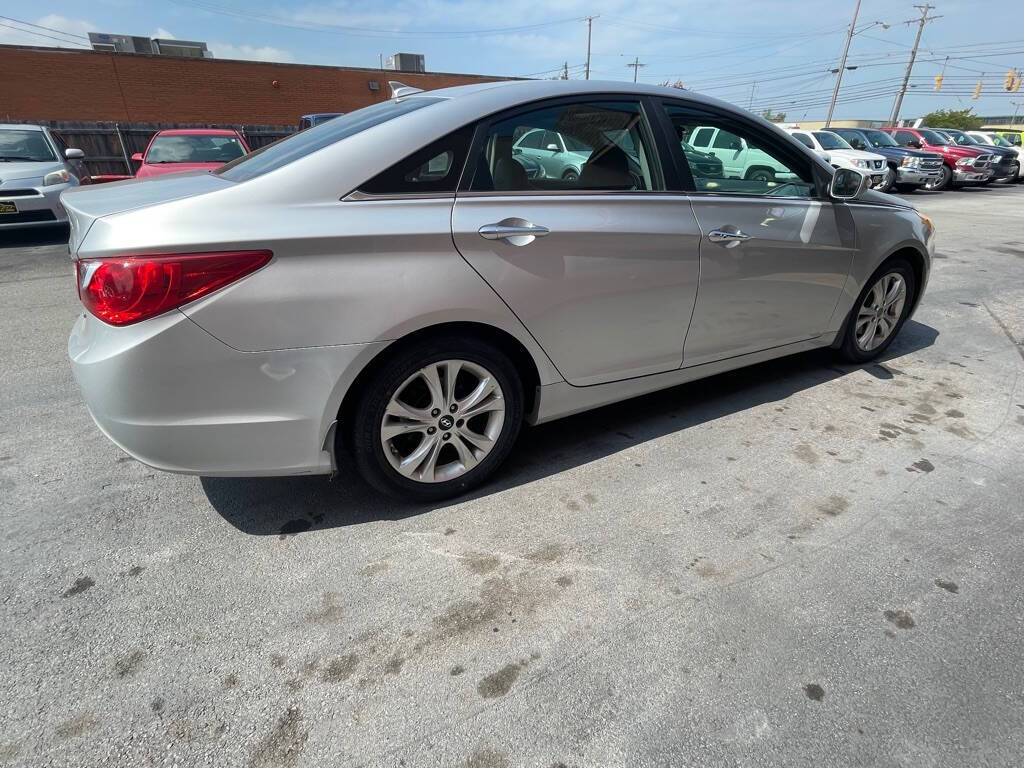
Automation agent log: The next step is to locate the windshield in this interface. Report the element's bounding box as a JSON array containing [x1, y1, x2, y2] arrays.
[[943, 130, 977, 145], [989, 134, 1012, 147], [919, 129, 951, 146], [0, 129, 57, 162], [218, 97, 441, 182], [863, 129, 898, 147], [147, 135, 246, 164], [813, 131, 852, 150]]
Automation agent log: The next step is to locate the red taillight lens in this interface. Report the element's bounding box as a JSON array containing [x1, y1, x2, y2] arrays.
[[77, 250, 271, 326]]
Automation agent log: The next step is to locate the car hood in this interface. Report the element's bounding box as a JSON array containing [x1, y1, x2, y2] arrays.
[[61, 171, 233, 256], [830, 149, 887, 162], [872, 146, 939, 160], [0, 160, 65, 184], [929, 144, 985, 158], [136, 162, 222, 178]]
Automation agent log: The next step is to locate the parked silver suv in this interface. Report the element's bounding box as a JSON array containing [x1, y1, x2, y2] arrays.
[[64, 81, 933, 500], [0, 124, 86, 229]]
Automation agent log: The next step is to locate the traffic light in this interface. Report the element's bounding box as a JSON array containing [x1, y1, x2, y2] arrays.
[[1006, 70, 1017, 91], [973, 81, 983, 99], [934, 75, 943, 91]]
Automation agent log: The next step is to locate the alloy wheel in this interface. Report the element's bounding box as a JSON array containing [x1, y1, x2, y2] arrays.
[[380, 359, 505, 483], [855, 272, 907, 352]]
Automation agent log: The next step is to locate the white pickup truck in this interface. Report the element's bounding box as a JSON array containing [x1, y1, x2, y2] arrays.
[[785, 128, 888, 188], [687, 125, 798, 183]]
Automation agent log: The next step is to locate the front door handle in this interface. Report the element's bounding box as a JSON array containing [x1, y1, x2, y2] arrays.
[[707, 228, 752, 248], [478, 220, 550, 246]]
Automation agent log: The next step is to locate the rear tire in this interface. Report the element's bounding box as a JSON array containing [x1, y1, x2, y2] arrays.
[[838, 259, 916, 364], [562, 169, 579, 182], [348, 336, 524, 501], [880, 166, 897, 193]]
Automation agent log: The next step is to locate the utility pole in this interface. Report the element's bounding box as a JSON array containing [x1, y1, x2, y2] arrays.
[[562, 61, 569, 80], [627, 56, 645, 83], [584, 15, 598, 80], [1012, 101, 1023, 128], [825, 0, 861, 127], [748, 82, 757, 110], [889, 4, 941, 126]]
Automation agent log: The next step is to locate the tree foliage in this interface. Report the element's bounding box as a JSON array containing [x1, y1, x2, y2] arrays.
[[920, 108, 982, 130], [759, 109, 787, 123]]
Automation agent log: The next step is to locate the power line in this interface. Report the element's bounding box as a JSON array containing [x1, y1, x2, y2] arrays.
[[0, 20, 90, 48], [626, 56, 645, 83], [0, 14, 90, 40]]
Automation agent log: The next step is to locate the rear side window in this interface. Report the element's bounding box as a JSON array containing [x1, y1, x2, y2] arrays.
[[690, 127, 714, 147], [791, 132, 815, 149], [894, 131, 916, 145], [357, 125, 474, 195], [217, 97, 441, 182]]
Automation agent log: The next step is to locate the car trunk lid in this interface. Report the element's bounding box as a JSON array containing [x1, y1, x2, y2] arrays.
[[61, 172, 233, 257]]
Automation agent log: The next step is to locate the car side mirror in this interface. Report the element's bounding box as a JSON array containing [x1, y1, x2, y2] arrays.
[[545, 143, 560, 152], [830, 168, 866, 200], [65, 148, 85, 160], [131, 152, 143, 163], [512, 147, 522, 155]]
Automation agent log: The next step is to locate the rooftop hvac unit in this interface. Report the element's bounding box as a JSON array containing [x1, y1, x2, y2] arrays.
[[385, 53, 425, 73]]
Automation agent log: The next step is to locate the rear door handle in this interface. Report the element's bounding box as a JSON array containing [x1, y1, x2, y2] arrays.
[[478, 222, 550, 242], [707, 228, 751, 248]]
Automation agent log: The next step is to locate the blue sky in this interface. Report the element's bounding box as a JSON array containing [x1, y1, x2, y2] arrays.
[[2, 1, 1023, 121]]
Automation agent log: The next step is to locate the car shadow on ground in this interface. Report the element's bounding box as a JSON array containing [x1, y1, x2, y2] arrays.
[[0, 224, 69, 249], [202, 320, 939, 536]]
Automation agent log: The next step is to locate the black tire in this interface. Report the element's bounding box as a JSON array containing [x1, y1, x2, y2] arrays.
[[880, 165, 897, 193], [894, 183, 919, 193], [562, 169, 579, 182], [923, 164, 951, 191], [745, 167, 775, 183], [837, 258, 916, 364], [348, 336, 524, 501]]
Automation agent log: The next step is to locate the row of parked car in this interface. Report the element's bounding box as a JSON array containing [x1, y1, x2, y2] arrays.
[[1, 111, 1021, 232]]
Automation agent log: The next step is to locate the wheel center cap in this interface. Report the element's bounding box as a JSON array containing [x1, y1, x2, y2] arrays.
[[438, 415, 454, 430]]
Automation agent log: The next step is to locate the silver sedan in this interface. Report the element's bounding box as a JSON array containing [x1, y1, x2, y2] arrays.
[[63, 80, 933, 500], [0, 124, 86, 228]]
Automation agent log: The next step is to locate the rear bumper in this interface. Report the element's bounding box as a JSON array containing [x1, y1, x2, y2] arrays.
[[0, 182, 71, 228], [68, 310, 386, 476]]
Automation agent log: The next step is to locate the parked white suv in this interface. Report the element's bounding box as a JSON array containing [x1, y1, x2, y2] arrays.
[[786, 128, 888, 188], [688, 125, 798, 183]]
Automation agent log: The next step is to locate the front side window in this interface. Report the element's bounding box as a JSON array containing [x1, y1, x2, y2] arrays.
[[919, 129, 951, 146], [469, 100, 661, 192], [147, 135, 246, 164], [893, 131, 917, 146], [218, 97, 442, 182], [0, 130, 57, 162], [663, 105, 816, 198]]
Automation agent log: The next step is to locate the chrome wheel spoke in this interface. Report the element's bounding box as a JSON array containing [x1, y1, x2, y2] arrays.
[[381, 359, 506, 484], [856, 271, 908, 352]]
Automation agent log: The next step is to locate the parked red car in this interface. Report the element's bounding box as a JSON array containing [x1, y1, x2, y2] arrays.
[[133, 129, 249, 178], [885, 126, 994, 190]]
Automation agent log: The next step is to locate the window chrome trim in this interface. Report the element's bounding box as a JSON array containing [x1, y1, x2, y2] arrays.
[[343, 190, 456, 202]]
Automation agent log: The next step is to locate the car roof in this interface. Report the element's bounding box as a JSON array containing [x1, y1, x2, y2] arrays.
[[155, 129, 239, 136], [0, 123, 45, 131]]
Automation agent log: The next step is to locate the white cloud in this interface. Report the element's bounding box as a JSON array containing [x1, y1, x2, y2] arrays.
[[208, 42, 295, 63], [0, 14, 96, 49], [152, 27, 176, 40]]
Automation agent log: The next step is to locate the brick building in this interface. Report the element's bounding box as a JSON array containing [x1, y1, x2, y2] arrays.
[[0, 44, 509, 125]]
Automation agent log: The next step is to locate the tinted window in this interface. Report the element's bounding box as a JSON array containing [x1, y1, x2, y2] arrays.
[[663, 105, 816, 198], [862, 129, 898, 147], [791, 132, 815, 149], [517, 130, 544, 150], [359, 125, 473, 195], [919, 129, 951, 146], [813, 131, 851, 150], [894, 131, 917, 146], [218, 97, 441, 182], [469, 100, 661, 192], [690, 127, 714, 147], [147, 135, 245, 164], [712, 129, 742, 150]]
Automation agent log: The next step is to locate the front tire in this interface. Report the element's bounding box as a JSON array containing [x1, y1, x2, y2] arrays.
[[745, 168, 775, 184], [562, 169, 579, 183], [923, 165, 951, 191], [880, 166, 897, 193], [349, 337, 524, 501], [838, 259, 916, 363]]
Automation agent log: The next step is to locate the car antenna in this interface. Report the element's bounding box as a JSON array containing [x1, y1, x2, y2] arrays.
[[389, 81, 424, 98]]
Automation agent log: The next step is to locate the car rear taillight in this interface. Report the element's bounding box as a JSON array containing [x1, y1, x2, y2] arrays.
[[76, 250, 271, 326]]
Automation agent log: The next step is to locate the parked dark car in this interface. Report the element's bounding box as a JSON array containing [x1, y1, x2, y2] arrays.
[[885, 127, 994, 190], [832, 127, 943, 193], [934, 128, 1019, 183]]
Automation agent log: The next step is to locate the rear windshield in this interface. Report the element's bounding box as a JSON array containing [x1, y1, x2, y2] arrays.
[[217, 98, 442, 182], [147, 135, 246, 164]]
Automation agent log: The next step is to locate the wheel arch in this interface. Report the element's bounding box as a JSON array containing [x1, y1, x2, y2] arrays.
[[331, 321, 546, 456]]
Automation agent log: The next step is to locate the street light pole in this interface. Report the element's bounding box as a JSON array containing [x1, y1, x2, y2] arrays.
[[825, 0, 861, 127], [584, 16, 598, 80], [889, 4, 940, 126]]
